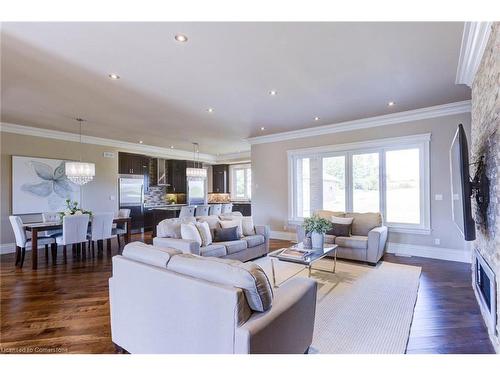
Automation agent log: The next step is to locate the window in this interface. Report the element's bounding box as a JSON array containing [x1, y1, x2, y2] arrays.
[[288, 134, 430, 234], [230, 164, 252, 201]]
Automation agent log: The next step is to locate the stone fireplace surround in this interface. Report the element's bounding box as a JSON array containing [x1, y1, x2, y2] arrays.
[[471, 22, 500, 352]]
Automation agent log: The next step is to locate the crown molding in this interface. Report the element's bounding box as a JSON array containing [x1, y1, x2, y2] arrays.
[[247, 100, 471, 145], [456, 22, 493, 87], [215, 150, 251, 164], [0, 122, 218, 163]]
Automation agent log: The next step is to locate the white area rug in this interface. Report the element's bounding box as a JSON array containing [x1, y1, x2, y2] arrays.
[[253, 257, 421, 354]]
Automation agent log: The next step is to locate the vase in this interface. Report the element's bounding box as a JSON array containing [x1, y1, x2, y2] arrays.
[[311, 231, 324, 250]]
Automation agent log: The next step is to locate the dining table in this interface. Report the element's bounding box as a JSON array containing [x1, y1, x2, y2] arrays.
[[23, 217, 132, 270]]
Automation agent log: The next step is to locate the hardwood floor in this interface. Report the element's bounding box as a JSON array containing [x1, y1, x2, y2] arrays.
[[0, 236, 495, 354]]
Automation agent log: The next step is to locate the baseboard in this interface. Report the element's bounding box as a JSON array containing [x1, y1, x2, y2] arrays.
[[0, 242, 48, 255], [270, 230, 296, 241], [386, 242, 471, 263]]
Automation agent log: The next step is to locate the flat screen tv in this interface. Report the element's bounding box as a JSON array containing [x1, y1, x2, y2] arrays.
[[450, 124, 475, 241]]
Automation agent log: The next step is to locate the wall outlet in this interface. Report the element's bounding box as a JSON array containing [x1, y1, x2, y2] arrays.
[[435, 194, 443, 201], [434, 238, 441, 246], [283, 225, 288, 231], [109, 195, 115, 201]]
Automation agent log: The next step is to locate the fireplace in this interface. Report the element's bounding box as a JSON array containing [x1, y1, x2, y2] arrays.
[[473, 249, 497, 335]]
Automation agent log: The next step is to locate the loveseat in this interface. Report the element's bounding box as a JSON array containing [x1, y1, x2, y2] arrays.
[[109, 242, 317, 354], [153, 213, 270, 262], [297, 210, 388, 265]]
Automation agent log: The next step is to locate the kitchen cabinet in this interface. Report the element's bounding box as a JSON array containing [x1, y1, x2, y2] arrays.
[[232, 203, 251, 216], [119, 152, 149, 176], [212, 164, 229, 193], [148, 158, 158, 186], [167, 160, 187, 193]]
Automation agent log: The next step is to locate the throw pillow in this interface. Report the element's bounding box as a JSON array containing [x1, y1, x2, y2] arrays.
[[219, 219, 243, 238], [327, 216, 354, 237], [195, 221, 212, 247], [180, 223, 202, 246], [214, 226, 240, 242], [241, 216, 255, 236]]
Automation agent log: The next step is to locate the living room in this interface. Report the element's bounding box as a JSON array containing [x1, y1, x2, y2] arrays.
[[1, 1, 499, 373]]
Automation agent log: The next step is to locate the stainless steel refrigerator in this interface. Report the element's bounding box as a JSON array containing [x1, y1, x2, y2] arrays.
[[119, 175, 144, 231], [187, 177, 207, 206]]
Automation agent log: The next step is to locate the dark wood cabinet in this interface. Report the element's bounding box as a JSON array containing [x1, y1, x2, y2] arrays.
[[119, 152, 149, 176], [232, 203, 251, 216], [212, 164, 229, 193], [167, 160, 187, 193]]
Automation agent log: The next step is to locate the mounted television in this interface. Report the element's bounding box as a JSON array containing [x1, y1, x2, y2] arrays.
[[449, 124, 475, 241]]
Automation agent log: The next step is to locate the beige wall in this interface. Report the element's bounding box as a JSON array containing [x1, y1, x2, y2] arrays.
[[252, 113, 471, 250], [1, 132, 129, 245]]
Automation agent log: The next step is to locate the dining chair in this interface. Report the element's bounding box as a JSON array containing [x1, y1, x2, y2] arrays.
[[89, 212, 115, 257], [9, 216, 55, 268], [209, 204, 222, 216], [195, 205, 210, 217], [112, 208, 131, 251], [179, 206, 196, 218], [54, 214, 90, 264], [221, 203, 233, 214]]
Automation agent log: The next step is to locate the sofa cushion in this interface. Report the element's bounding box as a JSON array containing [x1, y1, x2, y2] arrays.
[[324, 234, 336, 244], [219, 218, 243, 238], [315, 210, 345, 219], [167, 254, 273, 312], [335, 235, 368, 250], [214, 226, 240, 242], [344, 212, 382, 236], [181, 223, 202, 246], [157, 217, 196, 238], [243, 234, 265, 247], [122, 242, 181, 268], [241, 216, 256, 236], [216, 239, 248, 254], [327, 216, 354, 237], [195, 221, 212, 247], [200, 244, 227, 257]]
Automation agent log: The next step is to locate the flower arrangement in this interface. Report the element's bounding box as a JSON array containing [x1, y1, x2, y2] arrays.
[[303, 215, 332, 235], [59, 199, 92, 219]]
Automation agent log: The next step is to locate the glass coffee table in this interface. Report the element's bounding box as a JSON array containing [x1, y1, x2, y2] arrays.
[[268, 243, 338, 288]]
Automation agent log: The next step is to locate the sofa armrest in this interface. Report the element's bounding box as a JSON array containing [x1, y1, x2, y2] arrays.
[[366, 226, 388, 264], [254, 224, 270, 239], [234, 277, 317, 354], [152, 237, 200, 255]]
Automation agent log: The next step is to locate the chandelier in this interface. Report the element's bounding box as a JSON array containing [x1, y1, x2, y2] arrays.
[[65, 118, 95, 185], [186, 142, 207, 178]]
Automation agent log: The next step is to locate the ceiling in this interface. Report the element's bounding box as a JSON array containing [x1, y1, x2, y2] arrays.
[[1, 22, 470, 155]]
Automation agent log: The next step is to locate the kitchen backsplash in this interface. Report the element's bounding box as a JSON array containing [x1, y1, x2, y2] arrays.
[[144, 186, 166, 206]]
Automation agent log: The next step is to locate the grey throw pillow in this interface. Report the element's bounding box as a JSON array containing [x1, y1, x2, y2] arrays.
[[326, 223, 351, 237], [214, 226, 239, 242]]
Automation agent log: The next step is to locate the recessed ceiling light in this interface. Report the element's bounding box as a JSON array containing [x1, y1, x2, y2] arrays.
[[387, 101, 395, 107], [175, 34, 188, 42], [260, 127, 265, 131], [314, 116, 320, 121], [170, 145, 174, 149], [207, 108, 214, 113], [108, 73, 120, 80], [139, 140, 143, 144], [269, 90, 277, 96]]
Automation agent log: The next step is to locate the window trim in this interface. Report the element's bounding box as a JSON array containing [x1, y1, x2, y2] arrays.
[[287, 133, 431, 234], [229, 163, 252, 201]]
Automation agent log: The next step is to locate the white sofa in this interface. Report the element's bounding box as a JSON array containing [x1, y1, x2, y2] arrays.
[[109, 242, 317, 354], [297, 210, 388, 265]]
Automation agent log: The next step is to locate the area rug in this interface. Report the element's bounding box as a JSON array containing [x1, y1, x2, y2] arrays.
[[253, 257, 421, 354]]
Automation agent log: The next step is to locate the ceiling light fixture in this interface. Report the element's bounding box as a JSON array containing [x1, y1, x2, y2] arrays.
[[314, 116, 320, 121], [269, 90, 277, 96], [65, 118, 95, 185], [387, 101, 395, 107], [170, 145, 175, 149], [207, 108, 214, 113], [260, 127, 265, 131], [186, 142, 207, 179], [175, 34, 188, 42], [108, 73, 120, 80], [139, 140, 143, 144]]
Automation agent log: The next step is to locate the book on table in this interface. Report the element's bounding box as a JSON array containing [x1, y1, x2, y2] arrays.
[[277, 247, 312, 260]]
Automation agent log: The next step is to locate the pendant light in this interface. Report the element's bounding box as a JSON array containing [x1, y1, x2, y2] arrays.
[[65, 118, 95, 185], [186, 142, 207, 178]]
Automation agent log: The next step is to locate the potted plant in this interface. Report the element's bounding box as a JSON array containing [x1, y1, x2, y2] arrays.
[[303, 215, 332, 250], [59, 199, 92, 220]]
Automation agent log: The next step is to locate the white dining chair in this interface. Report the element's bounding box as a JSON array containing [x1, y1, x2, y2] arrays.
[[221, 203, 233, 214], [195, 205, 210, 217], [9, 216, 55, 268], [209, 204, 222, 216], [112, 208, 130, 251], [89, 212, 115, 257], [54, 214, 90, 264], [179, 206, 196, 218]]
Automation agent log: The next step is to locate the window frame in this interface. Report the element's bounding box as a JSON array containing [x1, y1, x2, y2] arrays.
[[229, 163, 252, 201], [287, 134, 431, 235]]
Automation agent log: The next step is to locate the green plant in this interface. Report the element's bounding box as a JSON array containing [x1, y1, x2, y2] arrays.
[[303, 215, 332, 234], [59, 199, 92, 219]]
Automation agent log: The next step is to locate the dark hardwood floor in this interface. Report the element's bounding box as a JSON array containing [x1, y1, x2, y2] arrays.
[[0, 235, 495, 354]]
